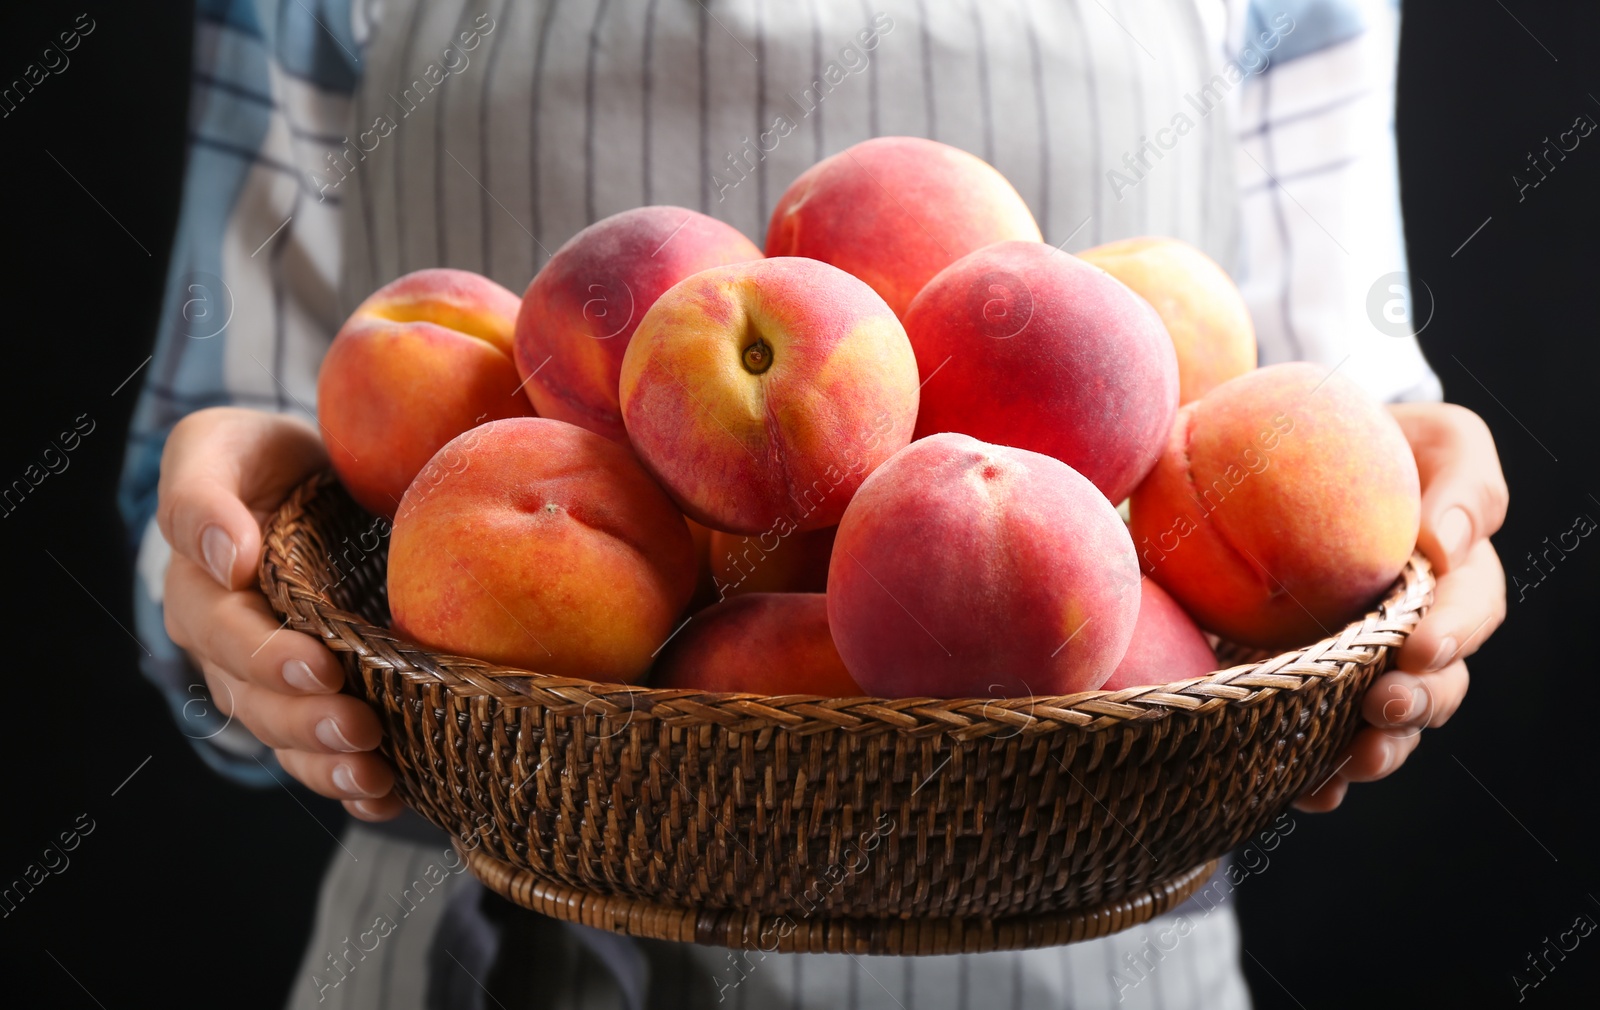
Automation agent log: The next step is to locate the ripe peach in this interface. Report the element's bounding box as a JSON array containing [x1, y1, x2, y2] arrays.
[[827, 433, 1140, 698], [619, 257, 919, 535], [1098, 579, 1218, 691], [764, 136, 1042, 318], [388, 418, 697, 682], [1129, 363, 1421, 650], [317, 269, 534, 517], [904, 241, 1179, 503], [651, 593, 863, 696], [514, 207, 762, 443], [1079, 237, 1257, 405], [684, 517, 722, 613], [709, 526, 835, 599]]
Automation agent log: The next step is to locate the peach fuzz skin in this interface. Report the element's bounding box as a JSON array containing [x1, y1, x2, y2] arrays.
[[513, 207, 762, 443], [1098, 578, 1218, 692], [709, 526, 835, 598], [1129, 362, 1422, 650], [651, 593, 863, 696], [764, 136, 1041, 319], [684, 517, 722, 612], [317, 268, 534, 517], [1079, 236, 1257, 405], [827, 433, 1140, 699], [904, 241, 1179, 504], [619, 257, 919, 535], [387, 418, 697, 683]]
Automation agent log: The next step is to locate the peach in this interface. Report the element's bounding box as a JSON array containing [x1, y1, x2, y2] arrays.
[[514, 206, 762, 443], [827, 433, 1140, 698], [316, 269, 534, 517], [1129, 362, 1421, 650], [1099, 578, 1218, 691], [651, 593, 863, 696], [904, 240, 1179, 504], [709, 526, 835, 598], [619, 257, 919, 534], [764, 136, 1042, 318], [1079, 236, 1257, 405], [388, 417, 697, 682], [684, 517, 722, 613]]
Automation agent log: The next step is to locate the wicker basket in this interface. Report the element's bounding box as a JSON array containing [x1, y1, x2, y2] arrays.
[[260, 472, 1433, 955]]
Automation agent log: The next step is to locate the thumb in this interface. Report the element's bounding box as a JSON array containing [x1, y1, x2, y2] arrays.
[[156, 408, 329, 591]]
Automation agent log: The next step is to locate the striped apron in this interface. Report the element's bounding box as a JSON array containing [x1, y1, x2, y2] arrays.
[[293, 2, 1252, 1007]]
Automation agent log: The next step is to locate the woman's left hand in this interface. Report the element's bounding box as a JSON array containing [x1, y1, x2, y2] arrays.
[[1293, 402, 1509, 812]]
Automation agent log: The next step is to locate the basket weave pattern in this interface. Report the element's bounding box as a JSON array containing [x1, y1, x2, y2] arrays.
[[261, 473, 1432, 948]]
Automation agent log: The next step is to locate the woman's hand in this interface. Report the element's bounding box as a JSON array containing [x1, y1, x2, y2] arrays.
[[1294, 402, 1509, 811], [157, 407, 403, 821]]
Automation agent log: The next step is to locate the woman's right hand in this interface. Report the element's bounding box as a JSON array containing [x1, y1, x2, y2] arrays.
[[157, 407, 403, 821]]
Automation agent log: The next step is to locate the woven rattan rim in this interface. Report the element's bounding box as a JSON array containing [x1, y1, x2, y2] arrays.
[[262, 471, 1435, 740], [461, 845, 1222, 954]]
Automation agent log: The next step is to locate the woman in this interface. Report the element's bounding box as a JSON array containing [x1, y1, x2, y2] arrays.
[[129, 1, 1507, 1006]]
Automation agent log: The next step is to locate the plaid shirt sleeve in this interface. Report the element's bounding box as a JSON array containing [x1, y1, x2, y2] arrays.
[[117, 0, 364, 785], [1230, 0, 1441, 404]]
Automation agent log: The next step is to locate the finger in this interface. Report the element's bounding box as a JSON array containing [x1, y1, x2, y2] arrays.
[[166, 554, 346, 695], [1424, 661, 1471, 728], [195, 657, 241, 719], [1336, 726, 1422, 784], [197, 658, 379, 755], [175, 658, 255, 749], [344, 796, 406, 822], [277, 749, 396, 802], [1363, 661, 1471, 733], [1292, 775, 1349, 814], [1398, 539, 1506, 673], [1389, 403, 1510, 574], [1293, 724, 1424, 811], [156, 408, 328, 590], [194, 658, 262, 744], [1290, 729, 1423, 813]]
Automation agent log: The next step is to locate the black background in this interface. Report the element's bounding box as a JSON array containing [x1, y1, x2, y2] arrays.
[[1, 2, 1595, 1007]]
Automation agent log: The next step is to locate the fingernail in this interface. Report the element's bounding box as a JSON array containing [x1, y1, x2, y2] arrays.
[[1409, 685, 1430, 721], [283, 659, 331, 693], [352, 798, 387, 818], [201, 524, 237, 588], [1373, 737, 1396, 775], [1435, 506, 1472, 566], [1428, 636, 1458, 672], [332, 763, 370, 797], [317, 719, 362, 753]]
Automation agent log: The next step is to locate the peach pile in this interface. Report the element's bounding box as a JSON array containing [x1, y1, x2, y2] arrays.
[[313, 135, 1424, 700]]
